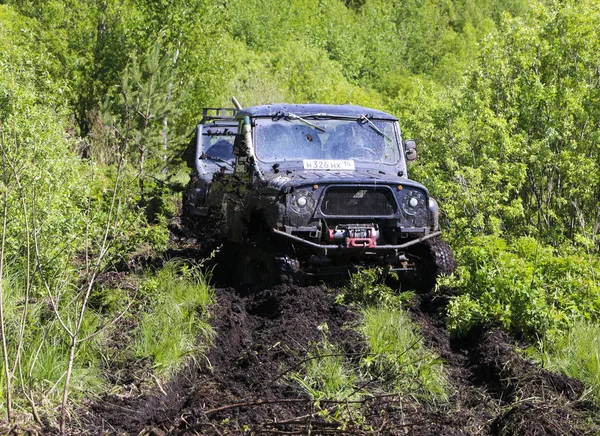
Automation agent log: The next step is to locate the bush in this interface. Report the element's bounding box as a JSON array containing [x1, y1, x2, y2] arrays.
[[446, 235, 600, 343]]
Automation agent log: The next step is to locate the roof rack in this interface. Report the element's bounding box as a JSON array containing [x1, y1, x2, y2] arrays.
[[202, 108, 238, 119]]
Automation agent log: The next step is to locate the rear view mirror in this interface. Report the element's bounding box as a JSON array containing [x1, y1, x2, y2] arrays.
[[404, 139, 417, 161]]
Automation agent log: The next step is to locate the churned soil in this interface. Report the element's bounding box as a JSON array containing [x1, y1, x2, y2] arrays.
[[78, 281, 599, 435], [77, 221, 599, 435]]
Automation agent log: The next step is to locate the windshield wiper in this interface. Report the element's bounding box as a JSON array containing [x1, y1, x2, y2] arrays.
[[360, 115, 390, 140], [200, 153, 234, 168], [286, 112, 326, 132]]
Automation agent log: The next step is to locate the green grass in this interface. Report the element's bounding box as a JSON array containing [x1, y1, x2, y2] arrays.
[[0, 258, 215, 420], [360, 306, 448, 402], [289, 330, 364, 430], [133, 260, 215, 376], [291, 268, 449, 423], [0, 270, 108, 411], [292, 338, 359, 403], [539, 320, 600, 403]]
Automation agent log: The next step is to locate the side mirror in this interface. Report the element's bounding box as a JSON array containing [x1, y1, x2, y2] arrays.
[[404, 139, 418, 161]]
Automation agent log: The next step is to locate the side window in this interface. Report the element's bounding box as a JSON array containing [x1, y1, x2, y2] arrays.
[[205, 136, 235, 159]]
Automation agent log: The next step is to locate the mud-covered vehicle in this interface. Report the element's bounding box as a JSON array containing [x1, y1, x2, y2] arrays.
[[186, 103, 455, 287], [183, 107, 238, 221]]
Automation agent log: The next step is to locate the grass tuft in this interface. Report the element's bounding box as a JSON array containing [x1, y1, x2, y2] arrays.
[[360, 306, 448, 402], [539, 320, 600, 403], [133, 260, 215, 376], [292, 337, 359, 403]]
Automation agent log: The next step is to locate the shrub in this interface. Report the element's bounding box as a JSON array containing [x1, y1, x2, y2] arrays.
[[446, 235, 600, 343]]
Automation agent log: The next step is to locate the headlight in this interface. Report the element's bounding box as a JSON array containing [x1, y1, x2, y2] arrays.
[[401, 189, 426, 215], [297, 196, 308, 207], [400, 189, 428, 227], [428, 197, 439, 230], [290, 190, 315, 215]]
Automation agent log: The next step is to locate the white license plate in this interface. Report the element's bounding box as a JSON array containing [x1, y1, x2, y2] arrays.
[[303, 160, 355, 170]]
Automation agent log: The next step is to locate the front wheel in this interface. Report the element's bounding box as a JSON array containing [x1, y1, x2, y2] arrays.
[[406, 237, 456, 292], [237, 242, 302, 288]]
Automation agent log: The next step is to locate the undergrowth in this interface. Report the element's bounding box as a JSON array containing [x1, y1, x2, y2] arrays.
[[291, 267, 448, 428], [0, 269, 108, 415], [444, 235, 600, 405], [0, 259, 215, 422], [445, 235, 600, 343], [134, 260, 215, 376], [537, 320, 600, 404]]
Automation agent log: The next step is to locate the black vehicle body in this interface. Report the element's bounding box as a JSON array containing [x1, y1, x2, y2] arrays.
[[187, 103, 454, 286], [183, 108, 238, 218]]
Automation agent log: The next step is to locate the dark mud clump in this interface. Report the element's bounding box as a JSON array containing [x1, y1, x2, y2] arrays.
[[410, 290, 598, 436]]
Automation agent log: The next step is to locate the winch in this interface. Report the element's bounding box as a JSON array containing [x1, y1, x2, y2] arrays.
[[327, 225, 379, 248]]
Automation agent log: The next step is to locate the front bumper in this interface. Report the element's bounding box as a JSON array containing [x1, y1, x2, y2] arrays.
[[272, 228, 441, 253]]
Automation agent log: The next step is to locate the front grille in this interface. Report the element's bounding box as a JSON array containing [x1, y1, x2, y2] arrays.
[[320, 187, 396, 216]]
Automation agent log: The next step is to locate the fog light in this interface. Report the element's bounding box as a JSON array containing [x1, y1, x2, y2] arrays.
[[297, 196, 308, 207]]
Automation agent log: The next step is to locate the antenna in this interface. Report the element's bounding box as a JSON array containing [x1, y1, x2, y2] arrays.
[[231, 96, 242, 110]]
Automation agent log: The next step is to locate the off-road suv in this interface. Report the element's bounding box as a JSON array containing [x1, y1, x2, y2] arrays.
[[186, 103, 455, 287]]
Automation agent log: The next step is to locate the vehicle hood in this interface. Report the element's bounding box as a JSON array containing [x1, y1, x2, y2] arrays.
[[263, 170, 428, 192]]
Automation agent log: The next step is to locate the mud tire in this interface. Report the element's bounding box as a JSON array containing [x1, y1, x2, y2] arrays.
[[407, 236, 456, 292], [238, 242, 302, 288]]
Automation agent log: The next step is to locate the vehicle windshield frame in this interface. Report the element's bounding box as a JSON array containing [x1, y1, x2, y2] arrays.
[[252, 116, 401, 166]]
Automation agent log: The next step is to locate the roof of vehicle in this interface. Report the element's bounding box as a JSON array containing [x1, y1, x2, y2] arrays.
[[236, 104, 398, 121]]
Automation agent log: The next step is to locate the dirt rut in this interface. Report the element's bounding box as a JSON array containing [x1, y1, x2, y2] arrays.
[[81, 284, 599, 435]]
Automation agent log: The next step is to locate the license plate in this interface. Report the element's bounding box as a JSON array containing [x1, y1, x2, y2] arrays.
[[303, 159, 355, 170]]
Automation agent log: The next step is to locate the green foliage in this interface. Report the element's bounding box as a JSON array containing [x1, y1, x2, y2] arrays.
[[361, 307, 448, 402], [338, 267, 409, 307], [295, 268, 448, 421], [134, 261, 215, 376], [289, 327, 365, 430], [3, 0, 600, 424], [0, 5, 88, 276], [332, 268, 448, 403], [0, 269, 108, 407], [292, 333, 360, 403], [446, 235, 600, 342], [537, 320, 600, 403], [401, 0, 600, 247]]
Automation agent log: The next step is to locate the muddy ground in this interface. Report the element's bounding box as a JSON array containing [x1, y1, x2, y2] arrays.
[[76, 219, 600, 435], [79, 278, 599, 435]]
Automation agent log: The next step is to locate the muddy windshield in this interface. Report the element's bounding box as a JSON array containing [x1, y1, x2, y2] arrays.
[[253, 117, 400, 164]]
